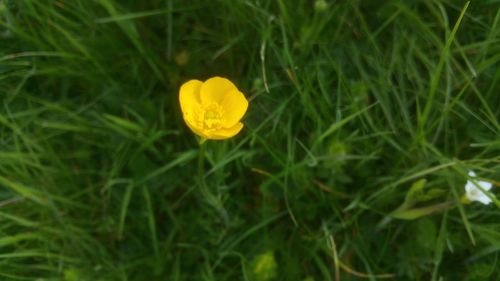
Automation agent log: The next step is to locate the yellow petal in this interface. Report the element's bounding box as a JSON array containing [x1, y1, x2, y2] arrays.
[[207, 122, 244, 140], [200, 77, 238, 105], [184, 118, 209, 139], [179, 79, 202, 120], [220, 90, 248, 128]]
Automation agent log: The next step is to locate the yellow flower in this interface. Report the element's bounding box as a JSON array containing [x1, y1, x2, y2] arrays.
[[179, 76, 248, 140], [252, 251, 277, 281]]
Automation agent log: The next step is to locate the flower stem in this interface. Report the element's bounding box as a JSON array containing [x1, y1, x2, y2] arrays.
[[459, 194, 471, 204], [197, 142, 229, 225]]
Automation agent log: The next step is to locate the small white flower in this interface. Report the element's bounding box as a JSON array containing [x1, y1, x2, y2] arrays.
[[465, 171, 494, 205]]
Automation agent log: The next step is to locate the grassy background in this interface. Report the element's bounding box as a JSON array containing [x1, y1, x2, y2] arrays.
[[1, 0, 500, 280]]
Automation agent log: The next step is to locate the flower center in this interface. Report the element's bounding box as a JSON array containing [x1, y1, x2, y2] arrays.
[[199, 103, 223, 131], [470, 189, 478, 197]]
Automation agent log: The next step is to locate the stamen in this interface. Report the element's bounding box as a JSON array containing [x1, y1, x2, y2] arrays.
[[196, 103, 223, 131]]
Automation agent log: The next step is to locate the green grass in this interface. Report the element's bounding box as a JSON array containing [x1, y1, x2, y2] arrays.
[[1, 0, 500, 280]]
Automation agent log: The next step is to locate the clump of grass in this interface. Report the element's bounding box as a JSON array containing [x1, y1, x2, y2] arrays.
[[1, 0, 499, 280]]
